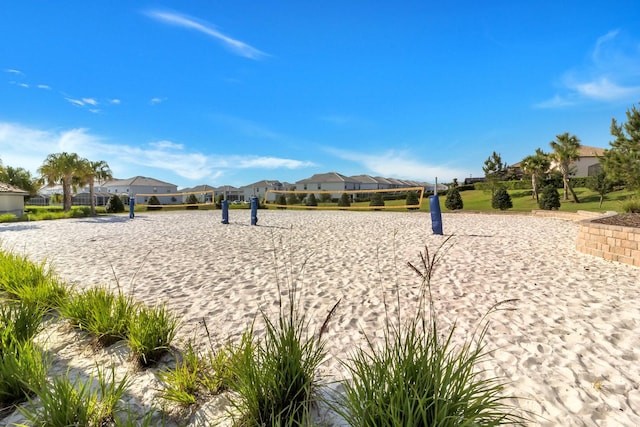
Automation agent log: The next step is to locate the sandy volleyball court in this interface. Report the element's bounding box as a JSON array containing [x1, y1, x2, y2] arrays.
[[1, 209, 639, 426]]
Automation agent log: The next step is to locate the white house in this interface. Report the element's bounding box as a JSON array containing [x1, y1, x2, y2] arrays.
[[241, 180, 285, 202], [295, 172, 359, 194], [103, 176, 178, 204], [0, 183, 28, 216]]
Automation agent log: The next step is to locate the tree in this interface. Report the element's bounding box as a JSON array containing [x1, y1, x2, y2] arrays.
[[185, 193, 199, 209], [601, 104, 640, 190], [338, 193, 351, 207], [549, 133, 581, 203], [482, 151, 507, 196], [275, 194, 287, 209], [319, 193, 331, 203], [369, 193, 385, 207], [77, 159, 113, 216], [445, 187, 463, 210], [105, 194, 125, 213], [286, 193, 299, 205], [405, 191, 419, 209], [37, 152, 84, 211], [521, 148, 550, 201], [538, 185, 560, 210], [587, 170, 613, 208], [0, 165, 38, 196], [491, 187, 512, 211], [306, 193, 318, 207]]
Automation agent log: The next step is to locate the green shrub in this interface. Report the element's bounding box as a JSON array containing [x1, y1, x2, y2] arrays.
[[275, 194, 287, 209], [0, 213, 17, 222], [445, 187, 464, 210], [319, 193, 331, 203], [491, 187, 513, 211], [538, 185, 561, 210], [405, 191, 419, 209], [69, 206, 91, 218], [215, 194, 224, 209], [305, 193, 318, 207], [286, 193, 299, 205], [621, 197, 640, 213], [369, 193, 385, 207], [147, 195, 162, 211], [128, 304, 179, 367], [338, 193, 351, 208], [105, 195, 125, 213], [185, 194, 199, 210]]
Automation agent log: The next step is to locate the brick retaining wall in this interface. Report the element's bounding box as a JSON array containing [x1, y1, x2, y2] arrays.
[[576, 216, 640, 268]]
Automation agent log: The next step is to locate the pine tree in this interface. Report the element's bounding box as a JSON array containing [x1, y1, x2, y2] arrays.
[[601, 104, 640, 190], [445, 187, 463, 210], [369, 193, 385, 207], [538, 185, 560, 210], [338, 193, 351, 207], [405, 191, 419, 209], [306, 193, 318, 206], [491, 187, 512, 211]]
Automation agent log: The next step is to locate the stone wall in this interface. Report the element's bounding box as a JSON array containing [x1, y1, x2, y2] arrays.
[[576, 217, 640, 268]]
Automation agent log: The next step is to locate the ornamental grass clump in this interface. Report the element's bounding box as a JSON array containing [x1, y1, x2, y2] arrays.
[[228, 247, 337, 426], [127, 303, 179, 367], [0, 250, 67, 312], [334, 239, 524, 426], [61, 286, 137, 347], [19, 366, 129, 427]]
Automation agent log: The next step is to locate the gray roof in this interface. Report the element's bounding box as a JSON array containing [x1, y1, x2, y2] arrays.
[[180, 184, 217, 193], [104, 176, 177, 187], [0, 182, 28, 194], [296, 172, 352, 184], [350, 174, 378, 184]]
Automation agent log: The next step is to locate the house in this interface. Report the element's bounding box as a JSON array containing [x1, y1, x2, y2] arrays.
[[350, 174, 385, 190], [295, 172, 359, 193], [241, 180, 285, 202], [102, 176, 178, 204], [569, 145, 606, 177], [72, 192, 112, 206], [0, 183, 28, 216]]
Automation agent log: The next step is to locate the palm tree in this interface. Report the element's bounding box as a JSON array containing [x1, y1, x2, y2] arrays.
[[37, 152, 84, 211], [521, 148, 550, 201], [550, 133, 581, 203], [77, 159, 113, 216]]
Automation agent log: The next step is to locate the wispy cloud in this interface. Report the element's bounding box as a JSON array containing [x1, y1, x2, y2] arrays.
[[326, 147, 466, 182], [82, 98, 98, 106], [110, 99, 121, 105], [146, 10, 268, 60], [0, 121, 314, 184], [4, 69, 23, 75], [37, 84, 51, 90], [537, 30, 640, 108], [65, 98, 86, 107], [150, 97, 165, 105]]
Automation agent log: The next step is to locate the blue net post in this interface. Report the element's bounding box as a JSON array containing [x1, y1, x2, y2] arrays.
[[221, 200, 229, 224], [250, 197, 258, 226], [429, 195, 443, 235], [129, 195, 135, 219]]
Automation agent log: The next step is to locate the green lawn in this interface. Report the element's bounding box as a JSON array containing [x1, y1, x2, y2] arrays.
[[435, 187, 637, 213]]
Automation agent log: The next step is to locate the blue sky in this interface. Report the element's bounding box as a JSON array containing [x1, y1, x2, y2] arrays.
[[2, 1, 640, 189]]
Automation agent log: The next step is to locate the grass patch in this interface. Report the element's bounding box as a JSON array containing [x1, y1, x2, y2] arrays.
[[60, 286, 136, 347], [334, 239, 525, 425], [0, 250, 67, 312], [19, 365, 129, 427], [127, 303, 179, 367], [228, 250, 336, 427], [0, 338, 49, 411]]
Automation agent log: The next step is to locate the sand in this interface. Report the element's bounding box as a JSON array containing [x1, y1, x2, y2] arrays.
[[1, 209, 639, 426]]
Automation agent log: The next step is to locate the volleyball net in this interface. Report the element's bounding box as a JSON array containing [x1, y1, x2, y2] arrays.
[[132, 190, 216, 208], [263, 187, 425, 210]]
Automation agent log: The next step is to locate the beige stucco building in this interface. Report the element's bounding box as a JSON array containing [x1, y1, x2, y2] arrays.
[[0, 183, 28, 216]]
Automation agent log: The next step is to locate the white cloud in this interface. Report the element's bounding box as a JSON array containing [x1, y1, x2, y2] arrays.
[[326, 147, 466, 182], [37, 84, 51, 90], [537, 30, 640, 108], [110, 99, 121, 105], [0, 121, 314, 184], [150, 97, 164, 105], [146, 10, 268, 60], [82, 98, 98, 106], [4, 69, 23, 75], [65, 98, 85, 107]]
